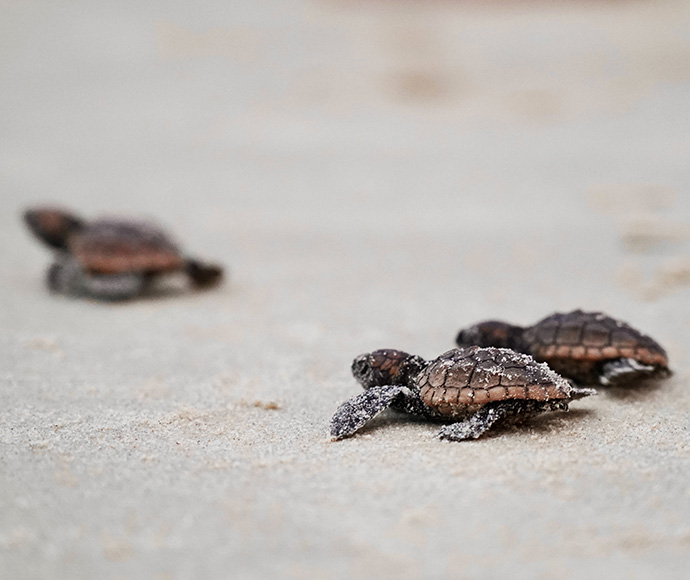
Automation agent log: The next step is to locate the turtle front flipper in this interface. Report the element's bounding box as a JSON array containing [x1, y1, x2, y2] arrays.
[[46, 255, 88, 297], [48, 256, 145, 300], [600, 358, 663, 386], [330, 386, 408, 440]]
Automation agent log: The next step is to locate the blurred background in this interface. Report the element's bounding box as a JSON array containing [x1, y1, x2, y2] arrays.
[[3, 1, 690, 321], [2, 1, 690, 579]]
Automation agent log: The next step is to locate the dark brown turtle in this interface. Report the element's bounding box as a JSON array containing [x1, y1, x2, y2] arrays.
[[456, 310, 669, 386], [24, 206, 224, 300], [330, 347, 594, 441]]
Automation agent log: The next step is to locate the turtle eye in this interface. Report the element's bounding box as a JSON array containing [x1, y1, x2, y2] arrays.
[[351, 356, 373, 385], [353, 359, 368, 375]]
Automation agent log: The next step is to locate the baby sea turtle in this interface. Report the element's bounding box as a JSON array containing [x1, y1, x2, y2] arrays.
[[330, 347, 594, 441], [456, 310, 669, 386], [24, 206, 224, 300]]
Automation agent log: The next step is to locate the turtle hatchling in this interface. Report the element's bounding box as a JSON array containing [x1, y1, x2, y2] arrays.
[[330, 347, 594, 441], [456, 310, 669, 386], [24, 206, 224, 300]]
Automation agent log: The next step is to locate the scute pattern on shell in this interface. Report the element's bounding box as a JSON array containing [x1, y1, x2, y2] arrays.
[[523, 310, 668, 367], [70, 219, 184, 274], [417, 347, 572, 417]]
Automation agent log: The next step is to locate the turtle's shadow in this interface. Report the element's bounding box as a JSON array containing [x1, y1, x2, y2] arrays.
[[141, 284, 189, 301], [90, 285, 188, 304], [101, 279, 226, 304], [600, 377, 667, 402], [520, 407, 594, 433], [465, 407, 596, 441], [348, 407, 596, 441]]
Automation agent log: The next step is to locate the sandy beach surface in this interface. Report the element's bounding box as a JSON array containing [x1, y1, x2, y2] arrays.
[[2, 1, 690, 578]]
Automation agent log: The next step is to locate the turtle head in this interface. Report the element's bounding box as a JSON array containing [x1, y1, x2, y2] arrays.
[[23, 207, 84, 250], [456, 320, 524, 350], [351, 349, 426, 389]]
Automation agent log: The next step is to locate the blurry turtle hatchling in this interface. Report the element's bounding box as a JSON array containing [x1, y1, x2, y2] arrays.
[[331, 346, 595, 441], [24, 207, 224, 300], [456, 310, 669, 386]]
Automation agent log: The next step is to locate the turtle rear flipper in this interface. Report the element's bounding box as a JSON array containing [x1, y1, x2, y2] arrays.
[[330, 386, 408, 440], [48, 256, 145, 300], [600, 358, 660, 386]]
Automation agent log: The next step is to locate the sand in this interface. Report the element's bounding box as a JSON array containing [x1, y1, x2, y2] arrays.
[[1, 1, 690, 579]]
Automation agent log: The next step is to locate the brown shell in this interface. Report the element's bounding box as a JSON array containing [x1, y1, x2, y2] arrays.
[[417, 347, 572, 417], [522, 310, 668, 380], [69, 219, 184, 274]]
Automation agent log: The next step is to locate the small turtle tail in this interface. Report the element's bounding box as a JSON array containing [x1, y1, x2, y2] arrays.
[[569, 386, 597, 400], [185, 259, 224, 289]]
